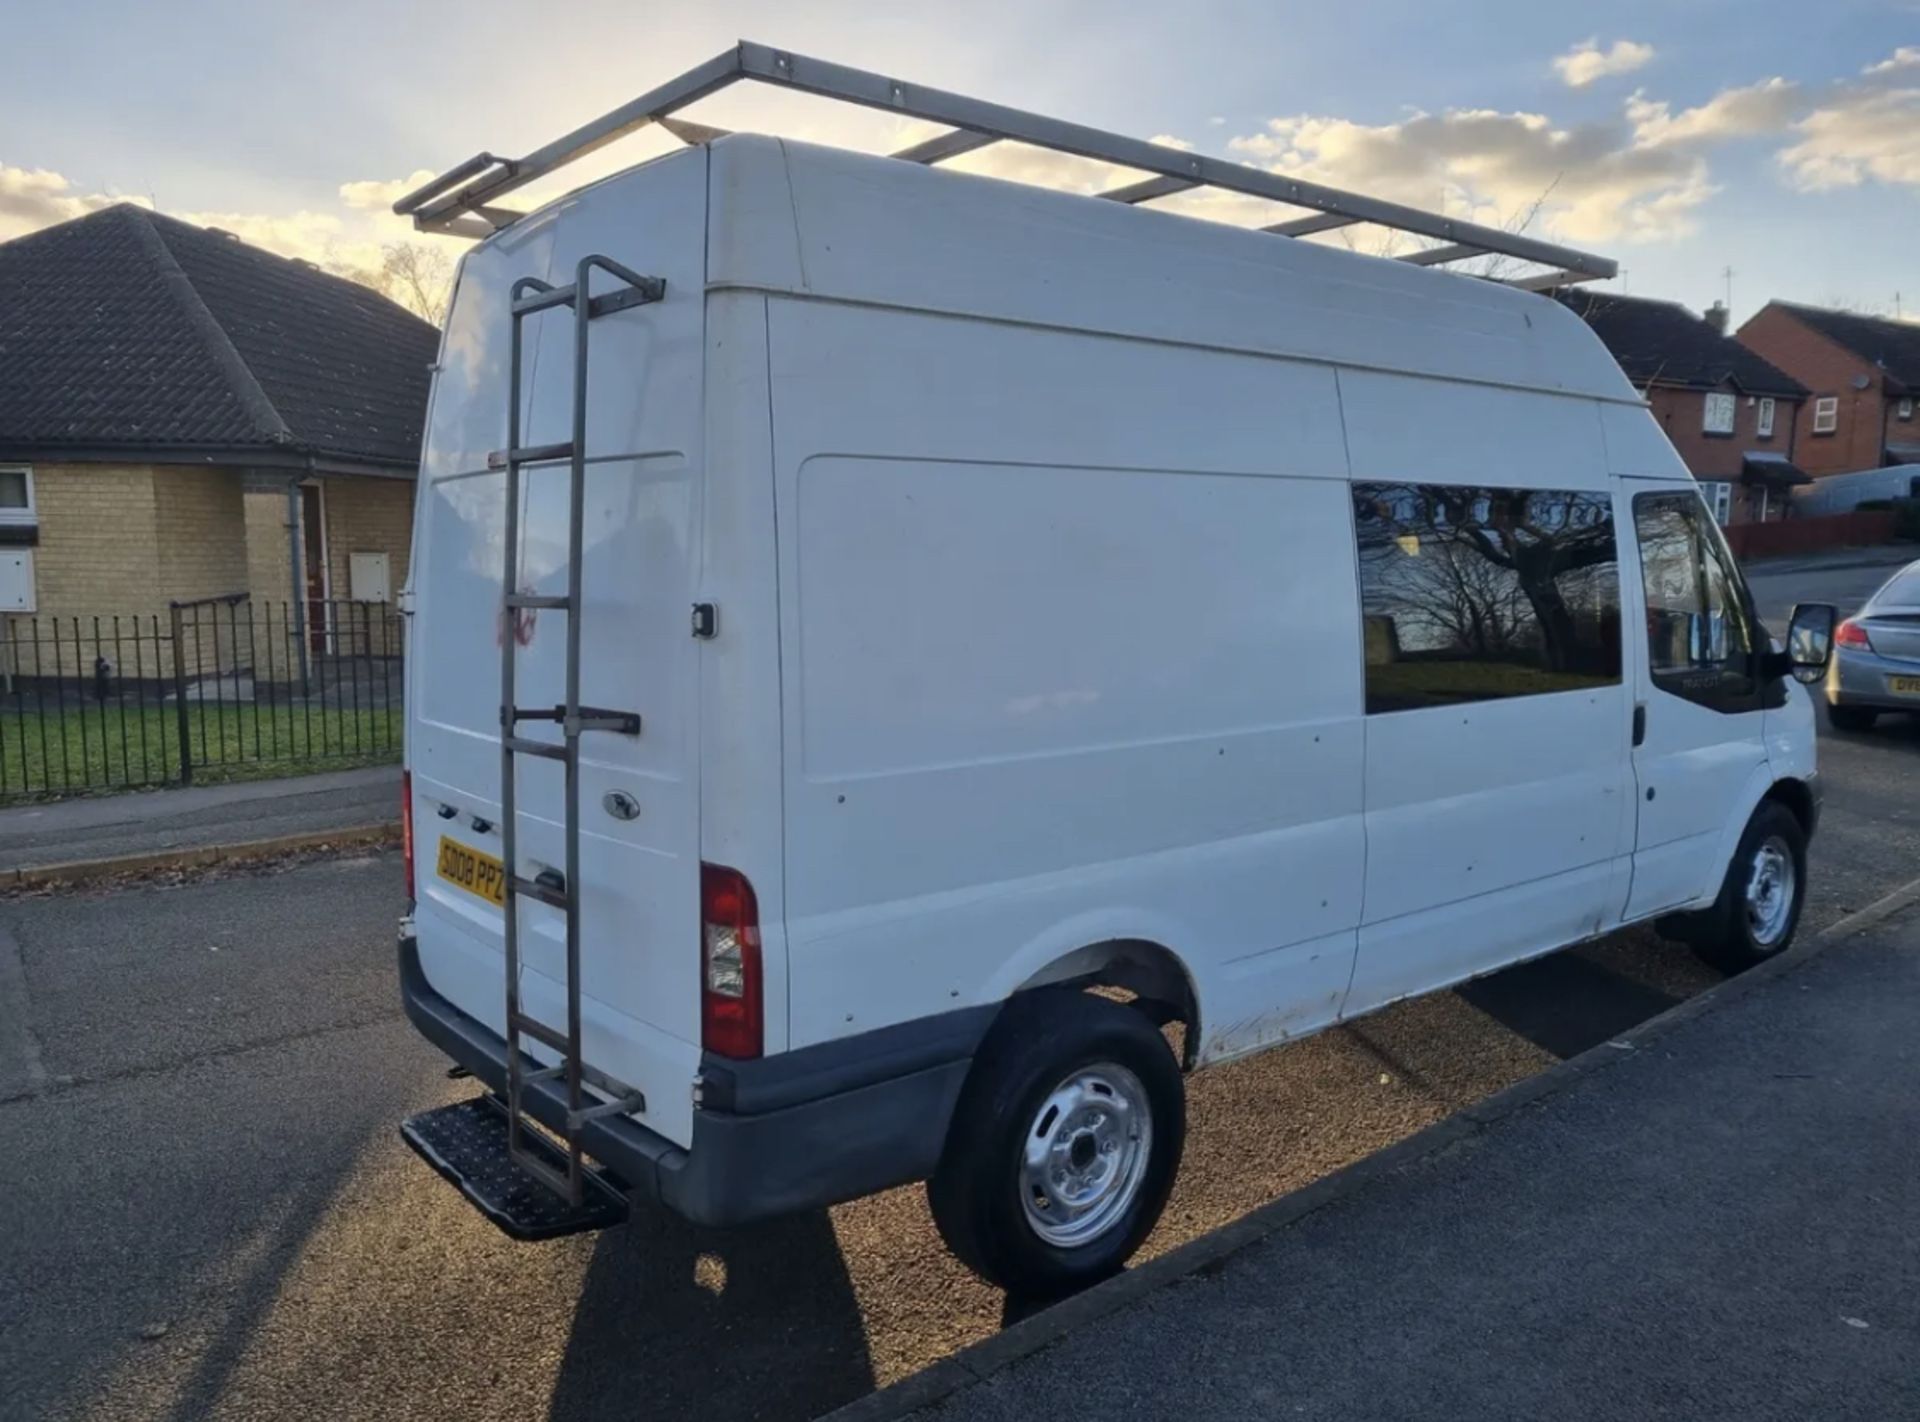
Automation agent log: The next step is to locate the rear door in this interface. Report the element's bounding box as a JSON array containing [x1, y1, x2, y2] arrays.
[[407, 150, 709, 1148], [1622, 487, 1769, 919]]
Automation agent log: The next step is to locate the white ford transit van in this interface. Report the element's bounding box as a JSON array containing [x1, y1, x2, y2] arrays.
[[394, 44, 1838, 1293]]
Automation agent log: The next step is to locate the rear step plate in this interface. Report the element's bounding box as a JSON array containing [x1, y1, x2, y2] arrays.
[[401, 1096, 628, 1241]]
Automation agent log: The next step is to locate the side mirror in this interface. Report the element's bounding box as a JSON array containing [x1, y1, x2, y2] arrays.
[[1786, 603, 1837, 684]]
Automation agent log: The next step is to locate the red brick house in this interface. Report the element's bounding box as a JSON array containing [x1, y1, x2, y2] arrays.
[[1558, 291, 1808, 524], [1735, 302, 1920, 478]]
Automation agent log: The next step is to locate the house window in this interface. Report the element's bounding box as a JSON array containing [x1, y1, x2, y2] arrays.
[[0, 466, 37, 544], [1757, 397, 1775, 438], [1813, 396, 1839, 434], [1702, 481, 1733, 525], [1900, 397, 1914, 421], [1351, 484, 1621, 714], [1702, 392, 1736, 435]]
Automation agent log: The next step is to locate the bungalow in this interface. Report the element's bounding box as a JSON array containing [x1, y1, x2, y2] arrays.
[[0, 204, 438, 674]]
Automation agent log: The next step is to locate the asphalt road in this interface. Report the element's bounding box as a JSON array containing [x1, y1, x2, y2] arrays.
[[4, 559, 1918, 1420]]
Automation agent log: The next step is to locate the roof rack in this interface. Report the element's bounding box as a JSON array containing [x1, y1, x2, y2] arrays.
[[394, 41, 1616, 288]]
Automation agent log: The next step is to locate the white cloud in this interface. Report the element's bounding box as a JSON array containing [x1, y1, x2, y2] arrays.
[[338, 171, 439, 213], [1619, 49, 1920, 194], [1553, 38, 1655, 88], [1227, 106, 1712, 243], [1864, 46, 1920, 76], [0, 158, 466, 287], [1780, 87, 1920, 189], [0, 164, 139, 242], [1627, 77, 1801, 147]]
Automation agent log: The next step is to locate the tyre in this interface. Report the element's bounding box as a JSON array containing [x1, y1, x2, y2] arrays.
[[1828, 703, 1878, 732], [1682, 801, 1808, 974], [928, 989, 1185, 1296]]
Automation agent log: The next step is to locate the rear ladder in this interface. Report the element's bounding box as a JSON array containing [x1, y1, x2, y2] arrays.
[[497, 255, 666, 1207]]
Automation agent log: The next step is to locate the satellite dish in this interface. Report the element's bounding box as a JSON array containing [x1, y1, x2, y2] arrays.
[[1852, 374, 1872, 390]]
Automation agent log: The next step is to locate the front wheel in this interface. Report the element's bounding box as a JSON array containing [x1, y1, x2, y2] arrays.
[[928, 990, 1185, 1296], [1684, 801, 1809, 973]]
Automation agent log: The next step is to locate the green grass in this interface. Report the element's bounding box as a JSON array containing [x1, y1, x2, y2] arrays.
[[0, 702, 401, 800]]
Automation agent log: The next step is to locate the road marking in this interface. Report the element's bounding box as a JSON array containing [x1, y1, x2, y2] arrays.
[[0, 922, 48, 1101]]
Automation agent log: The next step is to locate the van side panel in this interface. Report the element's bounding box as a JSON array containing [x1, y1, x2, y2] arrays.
[[767, 298, 1364, 1056], [1339, 373, 1637, 1014]]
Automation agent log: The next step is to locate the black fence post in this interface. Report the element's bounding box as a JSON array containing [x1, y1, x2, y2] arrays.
[[169, 602, 193, 786]]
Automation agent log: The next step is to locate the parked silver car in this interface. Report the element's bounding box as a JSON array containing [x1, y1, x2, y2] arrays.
[[1826, 558, 1920, 730]]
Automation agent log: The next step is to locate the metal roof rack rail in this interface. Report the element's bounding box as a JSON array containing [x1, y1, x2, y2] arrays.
[[394, 41, 1616, 286]]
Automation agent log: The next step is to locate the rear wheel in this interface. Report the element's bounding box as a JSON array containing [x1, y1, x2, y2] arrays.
[[1828, 703, 1878, 732], [928, 990, 1184, 1296], [1682, 801, 1808, 974]]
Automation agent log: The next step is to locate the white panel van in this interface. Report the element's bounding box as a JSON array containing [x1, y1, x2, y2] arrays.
[[394, 48, 1839, 1294]]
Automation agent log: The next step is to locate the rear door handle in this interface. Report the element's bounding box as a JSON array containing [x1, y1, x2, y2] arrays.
[[1632, 703, 1647, 747]]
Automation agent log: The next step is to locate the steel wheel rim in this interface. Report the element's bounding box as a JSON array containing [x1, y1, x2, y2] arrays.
[[1745, 835, 1796, 948], [1019, 1063, 1152, 1249]]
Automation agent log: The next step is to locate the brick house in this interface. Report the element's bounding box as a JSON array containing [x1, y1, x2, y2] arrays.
[[1735, 301, 1920, 478], [1558, 290, 1809, 524], [0, 204, 437, 673]]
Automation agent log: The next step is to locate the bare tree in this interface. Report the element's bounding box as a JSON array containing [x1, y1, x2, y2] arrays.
[[333, 241, 454, 324]]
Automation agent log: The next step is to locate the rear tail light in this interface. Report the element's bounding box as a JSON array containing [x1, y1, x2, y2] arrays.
[[701, 863, 763, 1059], [401, 770, 416, 903], [1836, 618, 1873, 651]]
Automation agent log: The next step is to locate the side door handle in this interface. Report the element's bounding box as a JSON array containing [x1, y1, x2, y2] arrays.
[[1632, 702, 1647, 748]]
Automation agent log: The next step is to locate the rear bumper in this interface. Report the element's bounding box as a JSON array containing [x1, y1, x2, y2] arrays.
[[1826, 647, 1920, 712], [398, 937, 990, 1227]]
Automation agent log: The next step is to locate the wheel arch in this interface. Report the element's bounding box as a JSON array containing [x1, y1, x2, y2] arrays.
[[1006, 936, 1203, 1070], [1761, 776, 1816, 840]]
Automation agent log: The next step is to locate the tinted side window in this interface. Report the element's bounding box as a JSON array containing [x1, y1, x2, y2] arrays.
[[1354, 483, 1623, 714], [1632, 492, 1758, 711]]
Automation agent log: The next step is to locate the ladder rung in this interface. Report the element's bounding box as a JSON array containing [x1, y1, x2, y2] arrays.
[[571, 710, 642, 735], [511, 1010, 571, 1051], [512, 284, 577, 316], [508, 441, 575, 464], [504, 593, 571, 610], [567, 1091, 648, 1129], [524, 1063, 567, 1084], [509, 874, 569, 909], [505, 736, 568, 761]]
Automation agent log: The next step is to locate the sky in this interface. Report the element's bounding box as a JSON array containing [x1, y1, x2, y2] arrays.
[[3, 0, 1917, 323]]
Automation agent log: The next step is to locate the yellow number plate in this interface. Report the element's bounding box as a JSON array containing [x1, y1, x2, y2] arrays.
[[436, 837, 506, 907], [1889, 676, 1920, 697]]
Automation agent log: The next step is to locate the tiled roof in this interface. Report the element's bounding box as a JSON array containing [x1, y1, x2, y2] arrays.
[[1768, 302, 1920, 391], [1556, 289, 1807, 398], [0, 204, 439, 472]]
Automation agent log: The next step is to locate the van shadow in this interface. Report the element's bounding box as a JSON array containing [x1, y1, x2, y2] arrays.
[[1455, 951, 1683, 1061], [548, 1206, 874, 1422]]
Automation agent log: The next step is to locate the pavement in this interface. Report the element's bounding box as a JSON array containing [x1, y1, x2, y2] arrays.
[[878, 907, 1920, 1422], [0, 765, 398, 875]]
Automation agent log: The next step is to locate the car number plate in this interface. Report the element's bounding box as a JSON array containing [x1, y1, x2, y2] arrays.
[[1889, 676, 1920, 697], [437, 837, 506, 907]]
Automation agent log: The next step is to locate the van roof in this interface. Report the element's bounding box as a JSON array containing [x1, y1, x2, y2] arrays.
[[701, 135, 1640, 405]]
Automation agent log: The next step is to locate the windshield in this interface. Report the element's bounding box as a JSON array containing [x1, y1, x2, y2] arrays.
[[1876, 569, 1920, 609]]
